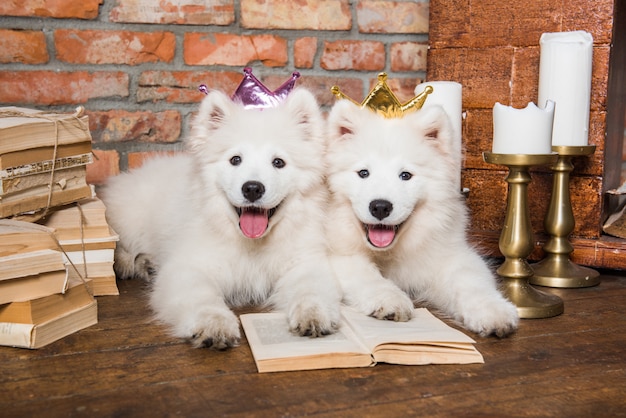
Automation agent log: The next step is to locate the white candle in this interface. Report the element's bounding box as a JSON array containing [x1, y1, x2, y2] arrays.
[[414, 81, 462, 189], [492, 101, 555, 154], [538, 31, 593, 146]]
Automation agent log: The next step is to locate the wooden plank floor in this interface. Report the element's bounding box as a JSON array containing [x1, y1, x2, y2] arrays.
[[1, 270, 625, 417]]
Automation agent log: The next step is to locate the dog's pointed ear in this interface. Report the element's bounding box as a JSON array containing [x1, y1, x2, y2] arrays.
[[188, 90, 236, 150], [282, 88, 323, 140], [414, 105, 455, 153], [200, 90, 236, 131], [327, 100, 359, 140]]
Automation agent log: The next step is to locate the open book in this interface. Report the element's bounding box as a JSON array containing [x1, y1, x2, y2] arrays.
[[241, 308, 483, 373]]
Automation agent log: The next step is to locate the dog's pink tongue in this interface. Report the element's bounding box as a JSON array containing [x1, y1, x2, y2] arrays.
[[368, 225, 395, 248], [239, 209, 268, 239]]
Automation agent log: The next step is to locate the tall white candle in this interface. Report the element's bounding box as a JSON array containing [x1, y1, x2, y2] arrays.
[[538, 31, 593, 146], [415, 81, 462, 189], [492, 101, 555, 154]]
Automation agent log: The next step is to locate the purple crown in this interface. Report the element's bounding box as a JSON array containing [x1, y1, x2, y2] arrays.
[[199, 67, 300, 109]]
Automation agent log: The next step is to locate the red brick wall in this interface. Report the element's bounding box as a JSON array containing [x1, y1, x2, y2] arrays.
[[427, 0, 623, 243], [0, 0, 429, 185]]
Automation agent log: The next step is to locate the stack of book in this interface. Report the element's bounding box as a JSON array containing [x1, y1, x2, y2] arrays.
[[40, 197, 120, 296], [0, 107, 123, 349], [0, 106, 94, 220], [0, 220, 97, 349]]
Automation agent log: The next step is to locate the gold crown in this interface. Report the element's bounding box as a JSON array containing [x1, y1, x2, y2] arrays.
[[331, 73, 433, 118]]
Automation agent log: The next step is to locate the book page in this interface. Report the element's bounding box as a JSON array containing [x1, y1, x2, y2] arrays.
[[341, 308, 483, 365], [240, 312, 372, 372], [373, 345, 483, 365], [63, 248, 115, 264], [341, 307, 476, 350], [0, 249, 65, 281]]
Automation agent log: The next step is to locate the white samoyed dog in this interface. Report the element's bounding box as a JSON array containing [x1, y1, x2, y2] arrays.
[[325, 100, 519, 337], [101, 88, 342, 349]]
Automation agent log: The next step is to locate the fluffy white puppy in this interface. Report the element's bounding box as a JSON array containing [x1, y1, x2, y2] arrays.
[[102, 88, 342, 348], [325, 101, 519, 337]]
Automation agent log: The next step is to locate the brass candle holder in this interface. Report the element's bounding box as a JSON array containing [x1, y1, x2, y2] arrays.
[[483, 152, 564, 319], [530, 145, 600, 288]]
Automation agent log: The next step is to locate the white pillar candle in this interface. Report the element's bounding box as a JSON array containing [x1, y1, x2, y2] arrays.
[[538, 31, 593, 146], [415, 81, 463, 189], [492, 101, 555, 154]]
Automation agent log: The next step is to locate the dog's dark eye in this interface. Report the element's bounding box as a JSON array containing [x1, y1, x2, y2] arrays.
[[358, 169, 369, 179], [273, 158, 286, 168], [230, 156, 242, 166], [399, 171, 412, 181]]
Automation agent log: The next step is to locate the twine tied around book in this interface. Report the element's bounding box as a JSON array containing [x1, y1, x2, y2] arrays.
[[0, 216, 93, 298], [0, 106, 89, 222], [65, 200, 90, 287]]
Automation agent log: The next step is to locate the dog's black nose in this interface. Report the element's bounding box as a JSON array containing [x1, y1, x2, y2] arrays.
[[242, 181, 265, 202], [369, 199, 393, 220]]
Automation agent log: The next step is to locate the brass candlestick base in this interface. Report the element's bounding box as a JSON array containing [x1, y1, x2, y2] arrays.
[[531, 145, 600, 288], [483, 152, 564, 319]]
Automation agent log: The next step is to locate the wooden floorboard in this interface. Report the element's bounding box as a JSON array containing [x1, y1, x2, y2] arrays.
[[1, 272, 625, 417]]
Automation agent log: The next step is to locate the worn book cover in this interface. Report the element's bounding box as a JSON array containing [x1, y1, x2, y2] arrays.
[[0, 142, 92, 171], [0, 248, 65, 282], [0, 106, 91, 155], [78, 262, 117, 296], [241, 308, 483, 373], [0, 179, 93, 219], [0, 219, 58, 256], [0, 299, 97, 349], [1, 164, 90, 196], [39, 198, 119, 295], [40, 197, 117, 241], [0, 267, 78, 305], [0, 279, 93, 324]]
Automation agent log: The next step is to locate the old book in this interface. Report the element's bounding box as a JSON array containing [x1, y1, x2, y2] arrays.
[[0, 279, 93, 324], [0, 106, 93, 219], [241, 308, 484, 373], [0, 219, 58, 257], [40, 197, 115, 241], [39, 200, 120, 296], [0, 142, 92, 171], [1, 164, 90, 196], [83, 262, 118, 296], [0, 177, 93, 218], [0, 266, 82, 305], [0, 106, 91, 155], [63, 248, 114, 265], [79, 262, 116, 296], [60, 239, 117, 253], [0, 248, 65, 281], [62, 261, 117, 296], [1, 153, 92, 184], [92, 277, 118, 296], [0, 299, 97, 349]]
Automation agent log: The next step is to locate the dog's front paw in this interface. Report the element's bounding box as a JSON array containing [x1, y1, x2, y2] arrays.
[[187, 309, 241, 350], [366, 287, 414, 322], [134, 253, 157, 281], [462, 299, 519, 338], [288, 302, 340, 338]]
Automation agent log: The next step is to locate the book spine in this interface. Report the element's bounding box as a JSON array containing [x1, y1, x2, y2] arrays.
[[0, 322, 34, 348], [0, 153, 93, 180], [0, 183, 93, 219], [1, 166, 86, 196]]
